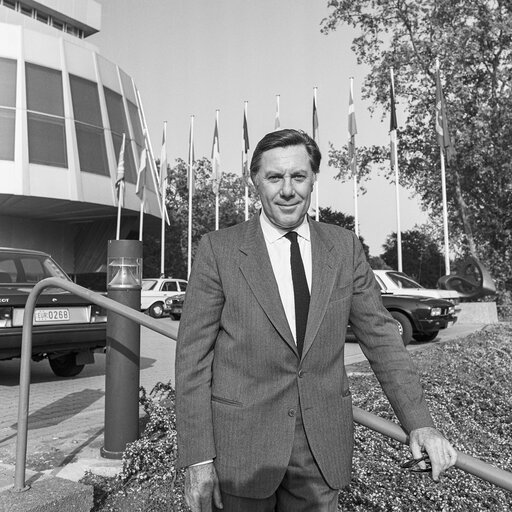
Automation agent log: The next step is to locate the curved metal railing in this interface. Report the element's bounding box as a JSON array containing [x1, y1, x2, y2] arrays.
[[14, 278, 512, 493]]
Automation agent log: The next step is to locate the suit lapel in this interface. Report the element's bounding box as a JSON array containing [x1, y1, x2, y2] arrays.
[[302, 221, 339, 358], [239, 217, 297, 352]]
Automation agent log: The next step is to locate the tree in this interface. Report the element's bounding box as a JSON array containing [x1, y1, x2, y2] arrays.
[[143, 158, 258, 277], [380, 227, 444, 288], [318, 206, 370, 258], [322, 0, 512, 303]]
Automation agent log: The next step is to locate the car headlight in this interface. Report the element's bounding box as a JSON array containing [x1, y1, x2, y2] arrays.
[[0, 307, 13, 327], [430, 307, 442, 317], [448, 306, 455, 315]]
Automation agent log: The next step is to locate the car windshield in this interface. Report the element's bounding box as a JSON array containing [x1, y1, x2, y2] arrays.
[[142, 280, 157, 291], [387, 272, 423, 289], [0, 254, 69, 284]]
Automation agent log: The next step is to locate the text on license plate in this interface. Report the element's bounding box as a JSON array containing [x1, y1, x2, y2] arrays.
[[35, 308, 70, 322]]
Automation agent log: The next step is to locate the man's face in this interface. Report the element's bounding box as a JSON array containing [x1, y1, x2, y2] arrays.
[[253, 145, 316, 230]]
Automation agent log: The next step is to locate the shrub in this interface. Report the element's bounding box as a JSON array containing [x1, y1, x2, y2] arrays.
[[86, 323, 512, 511]]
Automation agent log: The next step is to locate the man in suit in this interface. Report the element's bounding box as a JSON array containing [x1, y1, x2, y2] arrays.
[[175, 129, 457, 512]]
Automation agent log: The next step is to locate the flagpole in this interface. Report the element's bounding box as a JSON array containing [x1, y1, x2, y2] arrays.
[[160, 121, 167, 278], [390, 68, 402, 271], [243, 101, 250, 221], [139, 194, 144, 241], [440, 149, 450, 274], [116, 181, 123, 240], [115, 132, 126, 241], [187, 115, 194, 279], [348, 77, 359, 237], [435, 58, 451, 275], [313, 87, 320, 222], [213, 109, 220, 231]]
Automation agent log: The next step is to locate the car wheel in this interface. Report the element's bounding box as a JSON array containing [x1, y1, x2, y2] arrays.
[[49, 353, 85, 377], [149, 302, 165, 318], [390, 311, 413, 346], [413, 331, 439, 342]]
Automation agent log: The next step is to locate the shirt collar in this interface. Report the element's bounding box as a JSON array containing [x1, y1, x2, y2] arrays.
[[259, 208, 311, 244]]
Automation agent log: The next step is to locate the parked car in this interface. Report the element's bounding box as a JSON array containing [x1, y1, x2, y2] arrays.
[[141, 278, 188, 318], [373, 269, 460, 303], [164, 292, 185, 320], [0, 247, 107, 377], [348, 293, 457, 345]]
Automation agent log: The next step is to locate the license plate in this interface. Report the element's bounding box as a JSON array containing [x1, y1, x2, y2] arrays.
[[34, 308, 70, 322]]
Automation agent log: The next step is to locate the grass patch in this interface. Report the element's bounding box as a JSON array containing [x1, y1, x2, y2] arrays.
[[83, 323, 512, 511]]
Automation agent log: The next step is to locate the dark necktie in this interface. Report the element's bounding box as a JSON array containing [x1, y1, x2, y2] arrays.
[[284, 231, 310, 357]]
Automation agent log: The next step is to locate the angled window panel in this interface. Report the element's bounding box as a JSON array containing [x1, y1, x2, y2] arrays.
[[0, 58, 17, 108], [69, 74, 108, 176], [0, 108, 15, 161], [27, 112, 67, 167], [26, 63, 64, 116]]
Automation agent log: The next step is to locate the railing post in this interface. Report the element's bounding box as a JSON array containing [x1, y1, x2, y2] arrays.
[[101, 240, 143, 459]]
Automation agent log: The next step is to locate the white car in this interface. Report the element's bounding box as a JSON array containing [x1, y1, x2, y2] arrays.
[[373, 270, 460, 302], [141, 278, 188, 318]]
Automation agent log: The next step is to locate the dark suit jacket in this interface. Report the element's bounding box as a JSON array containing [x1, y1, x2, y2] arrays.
[[175, 216, 434, 498]]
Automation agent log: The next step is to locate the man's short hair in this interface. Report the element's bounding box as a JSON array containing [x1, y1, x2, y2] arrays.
[[250, 129, 321, 181]]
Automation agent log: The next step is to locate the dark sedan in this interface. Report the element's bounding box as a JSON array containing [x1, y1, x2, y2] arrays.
[[348, 293, 457, 345], [0, 247, 107, 377]]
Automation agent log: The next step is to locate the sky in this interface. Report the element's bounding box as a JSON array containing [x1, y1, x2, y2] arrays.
[[89, 0, 427, 255]]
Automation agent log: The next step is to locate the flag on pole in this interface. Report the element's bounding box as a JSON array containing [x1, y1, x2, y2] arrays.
[[312, 88, 319, 142], [135, 147, 147, 200], [115, 133, 126, 206], [160, 124, 167, 194], [211, 110, 221, 195], [188, 115, 195, 195], [435, 61, 455, 162], [274, 95, 280, 130], [348, 79, 357, 174], [242, 102, 250, 183], [389, 70, 398, 169]]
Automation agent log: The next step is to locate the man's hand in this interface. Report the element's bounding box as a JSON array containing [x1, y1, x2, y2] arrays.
[[409, 427, 457, 481], [185, 462, 223, 511]]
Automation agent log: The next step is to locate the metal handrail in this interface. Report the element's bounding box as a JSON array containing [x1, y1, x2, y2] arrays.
[[13, 278, 512, 493], [14, 277, 178, 491]]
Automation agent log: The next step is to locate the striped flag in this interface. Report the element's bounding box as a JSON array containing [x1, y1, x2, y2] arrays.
[[135, 147, 147, 200], [389, 70, 398, 169], [275, 95, 280, 130], [312, 88, 319, 142], [188, 115, 195, 195], [348, 79, 357, 174], [435, 62, 455, 162], [242, 102, 250, 183], [211, 110, 221, 195], [115, 133, 126, 206]]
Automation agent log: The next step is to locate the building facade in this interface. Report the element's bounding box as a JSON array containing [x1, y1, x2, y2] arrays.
[[0, 0, 161, 273]]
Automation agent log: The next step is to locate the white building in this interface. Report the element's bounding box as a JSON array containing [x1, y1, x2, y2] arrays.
[[0, 0, 161, 273]]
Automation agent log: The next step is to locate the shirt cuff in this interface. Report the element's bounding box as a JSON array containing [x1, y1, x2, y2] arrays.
[[190, 459, 214, 467]]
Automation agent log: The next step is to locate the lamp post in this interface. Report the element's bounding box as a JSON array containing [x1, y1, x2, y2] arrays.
[[101, 239, 143, 459]]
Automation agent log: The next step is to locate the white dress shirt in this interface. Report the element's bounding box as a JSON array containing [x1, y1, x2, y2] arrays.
[[259, 209, 312, 343]]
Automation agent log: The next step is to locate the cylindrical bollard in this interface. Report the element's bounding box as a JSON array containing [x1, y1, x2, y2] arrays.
[[101, 239, 143, 459]]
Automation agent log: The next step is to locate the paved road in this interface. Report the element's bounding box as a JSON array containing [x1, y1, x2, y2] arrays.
[[0, 320, 484, 481]]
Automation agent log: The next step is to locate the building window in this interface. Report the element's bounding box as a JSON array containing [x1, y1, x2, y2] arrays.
[[25, 63, 67, 167], [0, 108, 15, 161], [36, 11, 48, 24], [19, 3, 32, 17], [69, 74, 108, 176], [104, 87, 136, 184], [3, 0, 17, 10], [0, 58, 17, 161]]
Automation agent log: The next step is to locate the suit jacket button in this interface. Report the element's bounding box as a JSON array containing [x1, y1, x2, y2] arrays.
[[288, 408, 296, 417], [298, 369, 304, 378]]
